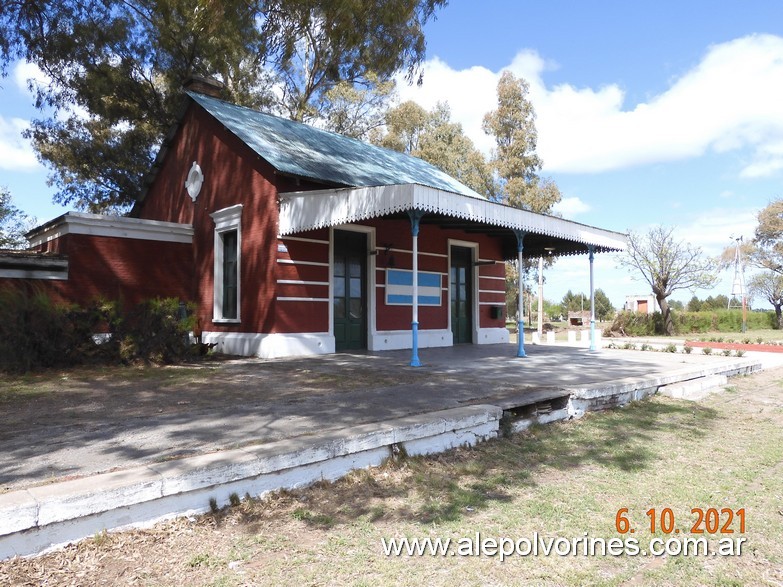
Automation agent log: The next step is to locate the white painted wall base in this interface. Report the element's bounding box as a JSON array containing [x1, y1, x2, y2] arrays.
[[658, 374, 728, 400], [202, 331, 335, 358], [368, 328, 453, 351], [476, 327, 510, 345], [511, 408, 569, 433], [204, 327, 506, 357]]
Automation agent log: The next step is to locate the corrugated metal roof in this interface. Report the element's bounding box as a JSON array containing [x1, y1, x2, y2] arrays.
[[186, 91, 484, 200]]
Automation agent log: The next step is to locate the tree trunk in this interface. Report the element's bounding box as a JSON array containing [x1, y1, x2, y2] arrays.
[[657, 295, 674, 335], [776, 304, 782, 330]]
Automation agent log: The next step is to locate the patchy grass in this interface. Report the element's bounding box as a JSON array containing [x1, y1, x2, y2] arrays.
[[1, 369, 782, 586]]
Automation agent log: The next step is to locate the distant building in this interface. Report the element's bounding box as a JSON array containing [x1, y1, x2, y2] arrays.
[[625, 294, 658, 314]]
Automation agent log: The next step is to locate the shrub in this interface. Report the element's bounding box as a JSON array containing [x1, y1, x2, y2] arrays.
[[0, 286, 105, 373], [683, 345, 693, 354], [664, 343, 677, 353], [608, 311, 664, 336], [722, 349, 732, 356], [112, 298, 196, 364], [702, 347, 712, 355], [0, 289, 195, 373], [736, 350, 746, 357]]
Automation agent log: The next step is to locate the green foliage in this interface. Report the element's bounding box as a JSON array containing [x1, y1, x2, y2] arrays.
[[482, 71, 560, 213], [667, 299, 685, 311], [375, 101, 498, 198], [607, 309, 777, 337], [0, 287, 107, 373], [2, 0, 446, 212], [686, 295, 702, 312], [0, 187, 34, 249], [700, 294, 730, 310], [321, 73, 396, 140], [561, 290, 587, 313], [750, 199, 783, 274], [561, 288, 615, 324], [608, 311, 665, 336], [664, 343, 677, 353], [683, 345, 693, 354], [702, 347, 712, 355], [0, 290, 195, 373], [748, 271, 783, 328], [593, 289, 615, 321], [542, 299, 563, 320], [113, 298, 195, 364]]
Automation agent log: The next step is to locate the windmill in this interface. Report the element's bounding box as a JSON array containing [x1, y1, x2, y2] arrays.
[[728, 236, 747, 332]]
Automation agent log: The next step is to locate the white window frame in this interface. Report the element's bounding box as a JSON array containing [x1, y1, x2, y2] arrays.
[[211, 204, 243, 323]]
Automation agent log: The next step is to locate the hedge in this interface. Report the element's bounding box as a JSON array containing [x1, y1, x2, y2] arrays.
[[606, 309, 778, 337]]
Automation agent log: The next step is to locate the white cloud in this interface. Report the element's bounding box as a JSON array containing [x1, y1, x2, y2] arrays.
[[12, 60, 89, 121], [551, 196, 590, 218], [671, 208, 758, 256], [398, 34, 783, 176], [0, 116, 39, 171], [13, 60, 50, 94]]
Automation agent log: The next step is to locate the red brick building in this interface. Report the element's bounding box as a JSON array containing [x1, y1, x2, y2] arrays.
[[1, 84, 626, 360]]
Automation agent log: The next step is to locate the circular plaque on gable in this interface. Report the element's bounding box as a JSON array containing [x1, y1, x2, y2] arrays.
[[185, 161, 204, 202]]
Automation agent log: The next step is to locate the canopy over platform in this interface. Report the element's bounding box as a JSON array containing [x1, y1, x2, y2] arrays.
[[279, 183, 627, 259]]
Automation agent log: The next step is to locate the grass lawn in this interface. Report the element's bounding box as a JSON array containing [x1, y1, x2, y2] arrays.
[[2, 369, 782, 586]]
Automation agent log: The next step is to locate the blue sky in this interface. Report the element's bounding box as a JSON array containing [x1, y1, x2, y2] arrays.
[[2, 0, 783, 309]]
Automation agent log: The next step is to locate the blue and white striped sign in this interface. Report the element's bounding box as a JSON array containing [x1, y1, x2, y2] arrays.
[[385, 269, 442, 306]]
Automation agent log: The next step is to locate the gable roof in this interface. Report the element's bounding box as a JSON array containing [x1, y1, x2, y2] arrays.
[[186, 91, 484, 199]]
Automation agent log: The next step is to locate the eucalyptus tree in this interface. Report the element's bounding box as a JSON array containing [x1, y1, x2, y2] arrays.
[[0, 0, 446, 212]]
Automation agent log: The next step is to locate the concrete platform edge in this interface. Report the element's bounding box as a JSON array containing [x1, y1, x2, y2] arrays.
[[0, 404, 502, 560]]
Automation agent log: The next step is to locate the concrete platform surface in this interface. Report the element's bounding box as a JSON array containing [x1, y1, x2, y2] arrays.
[[1, 343, 762, 493]]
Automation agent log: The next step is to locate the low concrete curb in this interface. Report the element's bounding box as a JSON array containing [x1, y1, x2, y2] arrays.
[[0, 405, 501, 560], [658, 375, 729, 400], [567, 358, 760, 416]]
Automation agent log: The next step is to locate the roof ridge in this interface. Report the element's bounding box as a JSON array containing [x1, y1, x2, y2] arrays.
[[186, 90, 403, 157], [185, 90, 484, 200]]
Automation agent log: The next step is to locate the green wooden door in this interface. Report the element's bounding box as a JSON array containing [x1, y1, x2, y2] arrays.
[[333, 230, 367, 351], [450, 246, 473, 344]]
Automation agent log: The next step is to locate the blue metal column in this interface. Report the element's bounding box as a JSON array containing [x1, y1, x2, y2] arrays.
[[513, 230, 526, 358], [408, 210, 425, 367], [589, 245, 596, 352]]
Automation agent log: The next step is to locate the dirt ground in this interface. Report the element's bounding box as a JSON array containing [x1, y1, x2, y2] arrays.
[[1, 365, 781, 587], [0, 356, 430, 433]]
